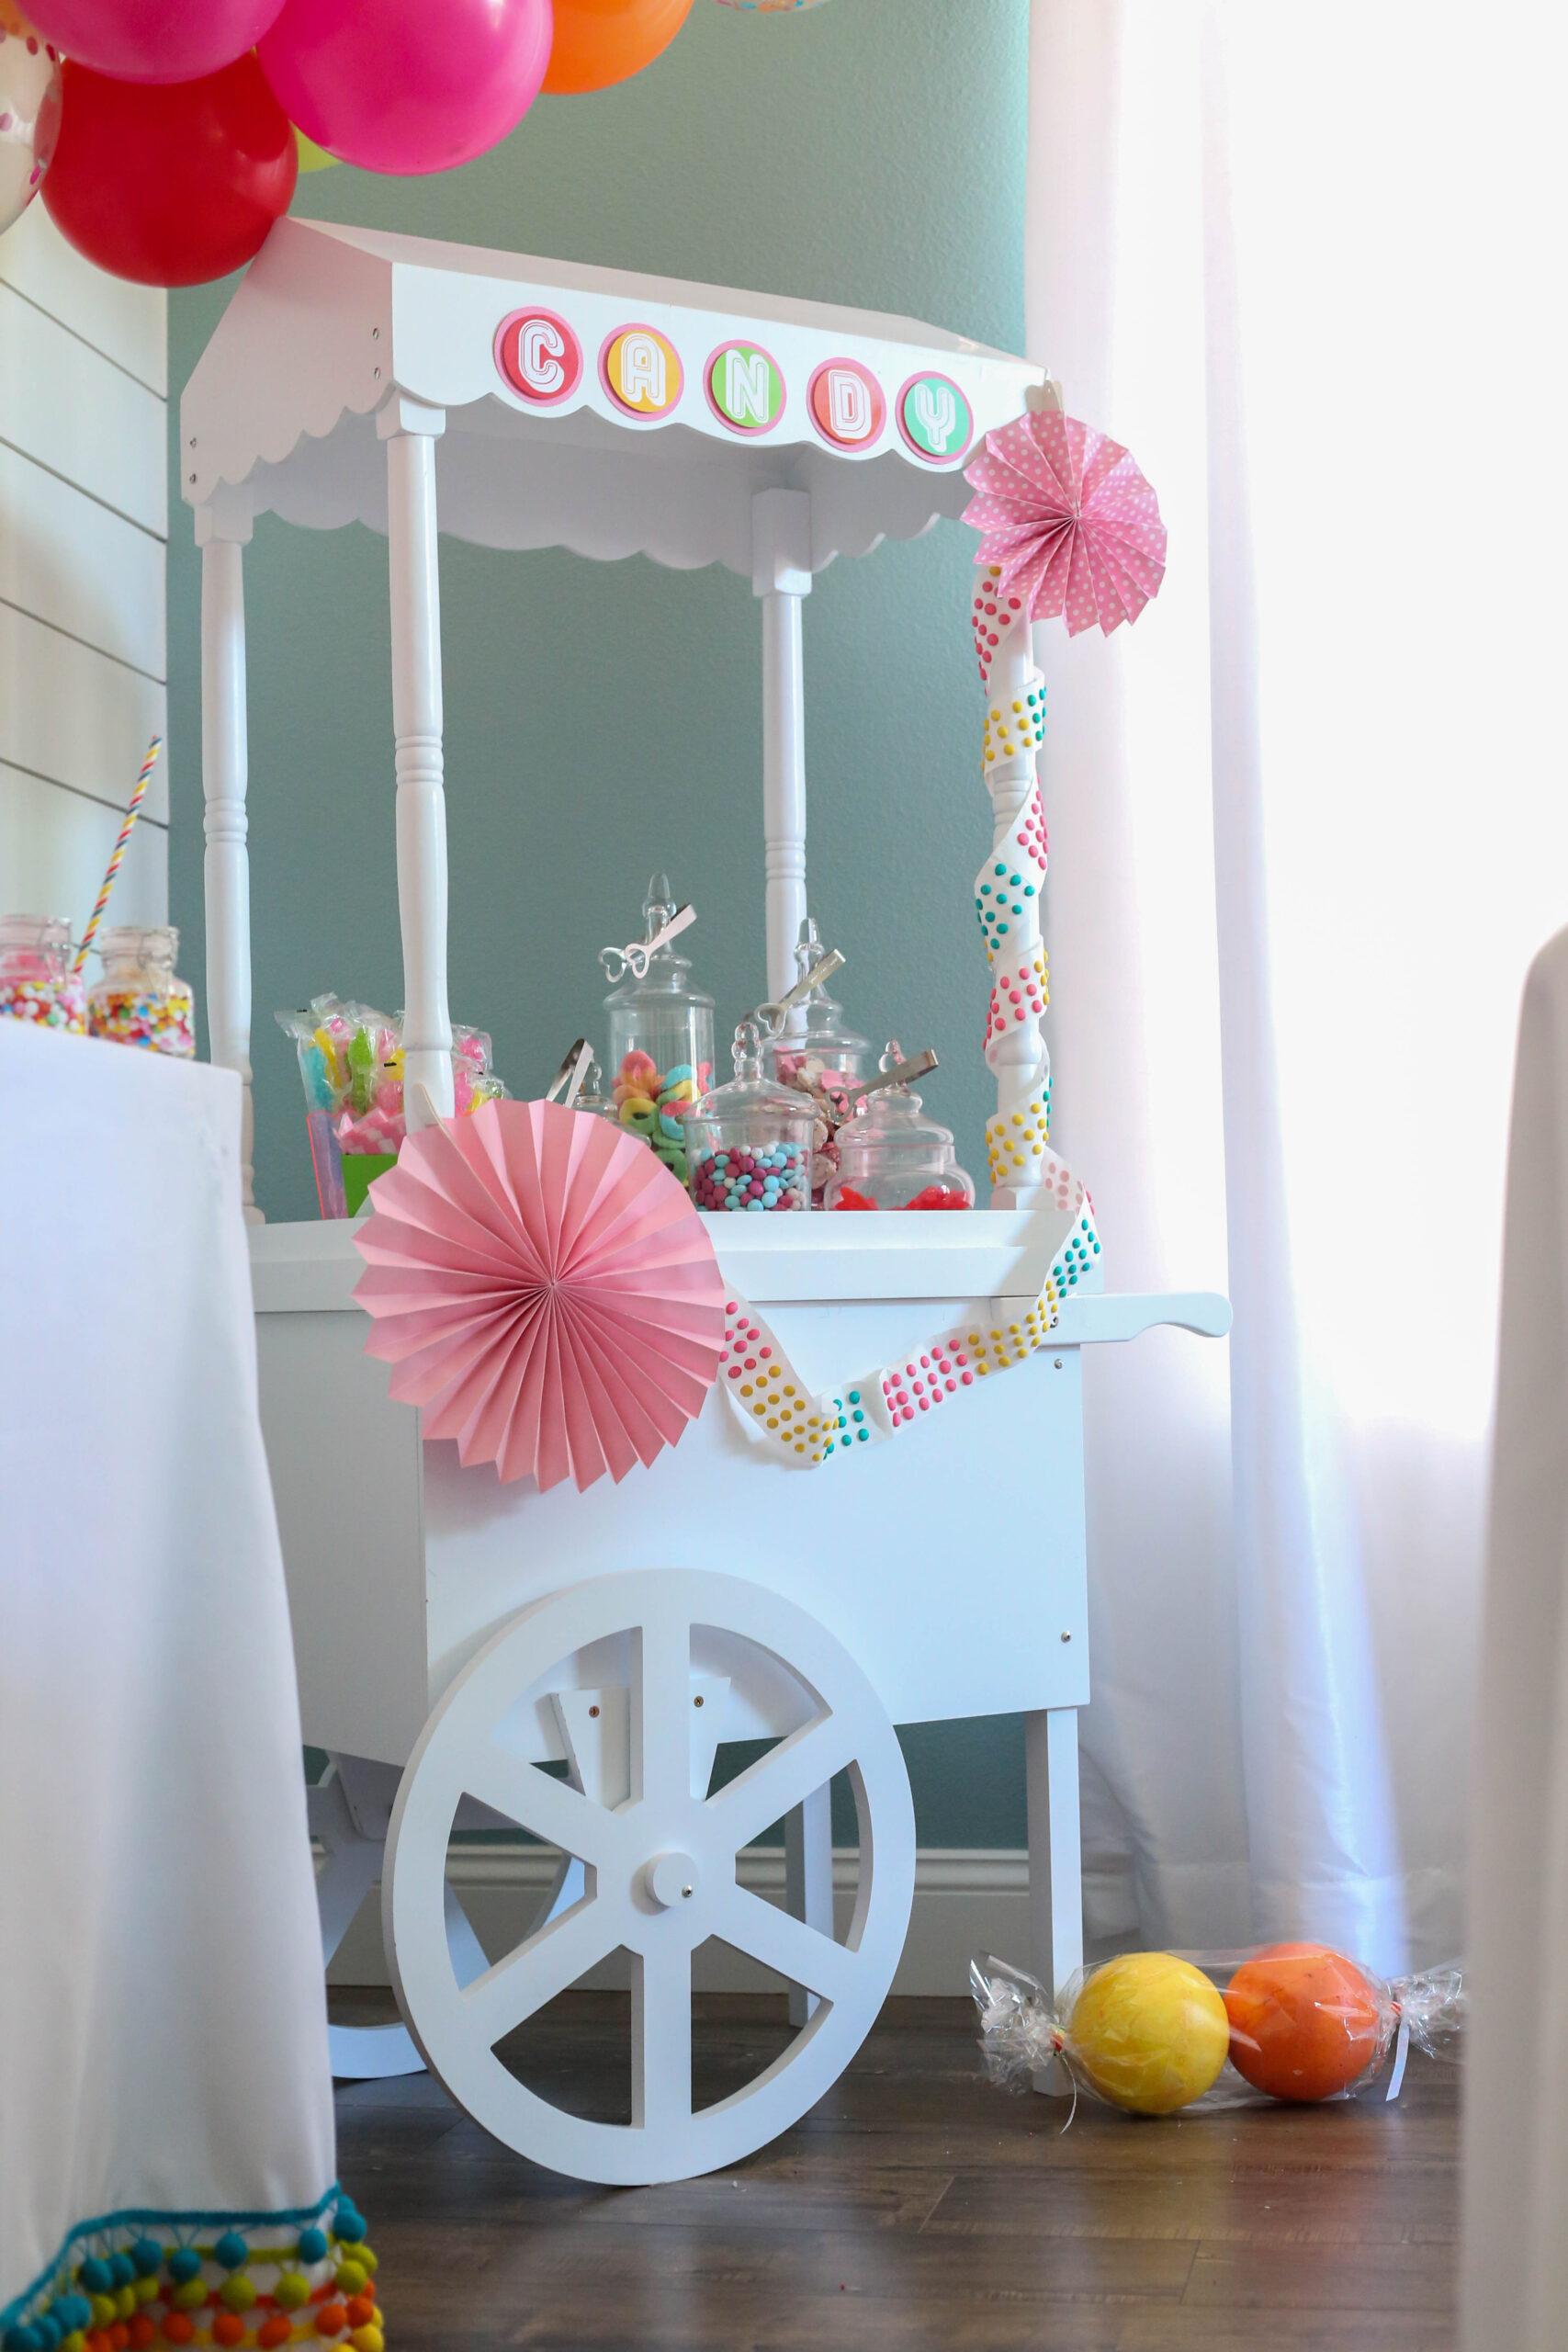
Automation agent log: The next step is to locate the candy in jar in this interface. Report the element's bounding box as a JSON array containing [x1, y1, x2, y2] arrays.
[[826, 1042, 976, 1210], [0, 913, 86, 1033], [686, 1019, 815, 1213], [600, 875, 715, 1186], [764, 917, 872, 1202], [86, 924, 195, 1056]]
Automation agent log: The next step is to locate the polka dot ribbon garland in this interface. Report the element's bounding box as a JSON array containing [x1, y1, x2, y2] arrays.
[[961, 409, 1167, 638], [716, 1188, 1100, 1468], [0, 2199, 383, 2352]]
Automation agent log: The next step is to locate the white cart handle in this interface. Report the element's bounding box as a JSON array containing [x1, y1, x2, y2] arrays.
[[1047, 1290, 1232, 1346]]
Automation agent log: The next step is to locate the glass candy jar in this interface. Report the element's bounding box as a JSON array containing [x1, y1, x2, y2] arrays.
[[0, 914, 86, 1033], [87, 924, 196, 1057], [601, 874, 716, 1177], [826, 1042, 976, 1211], [765, 918, 873, 1102], [687, 1020, 815, 1213]]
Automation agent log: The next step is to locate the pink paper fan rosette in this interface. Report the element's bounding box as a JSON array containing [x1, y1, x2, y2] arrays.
[[352, 1099, 726, 1492], [962, 409, 1167, 636]]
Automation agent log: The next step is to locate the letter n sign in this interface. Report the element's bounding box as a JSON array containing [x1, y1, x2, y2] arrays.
[[705, 340, 786, 435]]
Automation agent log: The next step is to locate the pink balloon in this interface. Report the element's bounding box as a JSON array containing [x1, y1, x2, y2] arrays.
[[23, 0, 287, 83], [258, 0, 553, 177]]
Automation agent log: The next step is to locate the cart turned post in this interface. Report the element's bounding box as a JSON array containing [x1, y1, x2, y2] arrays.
[[381, 395, 455, 1126], [196, 492, 260, 1222], [752, 489, 813, 1003]]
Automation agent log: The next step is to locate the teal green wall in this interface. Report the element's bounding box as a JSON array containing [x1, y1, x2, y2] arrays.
[[170, 0, 1031, 1850]]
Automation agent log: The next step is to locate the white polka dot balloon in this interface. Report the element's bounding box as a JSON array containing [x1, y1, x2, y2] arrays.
[[0, 0, 61, 240]]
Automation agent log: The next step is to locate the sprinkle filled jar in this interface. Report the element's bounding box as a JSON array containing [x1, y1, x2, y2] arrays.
[[0, 914, 86, 1033], [87, 924, 196, 1057], [687, 1019, 815, 1213], [826, 1041, 976, 1211], [601, 875, 716, 1187]]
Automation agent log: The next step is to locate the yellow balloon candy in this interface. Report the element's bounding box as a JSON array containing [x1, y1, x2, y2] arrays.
[[1066, 1951, 1229, 2114]]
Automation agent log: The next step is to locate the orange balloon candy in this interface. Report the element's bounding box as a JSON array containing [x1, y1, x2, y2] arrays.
[[544, 0, 693, 93], [1224, 1941, 1384, 2102]]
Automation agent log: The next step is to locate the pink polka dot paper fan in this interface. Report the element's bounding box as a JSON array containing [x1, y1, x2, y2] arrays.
[[352, 1098, 726, 1493], [962, 409, 1167, 638]]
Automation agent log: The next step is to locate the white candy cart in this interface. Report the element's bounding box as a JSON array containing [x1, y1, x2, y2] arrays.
[[186, 222, 1228, 2186]]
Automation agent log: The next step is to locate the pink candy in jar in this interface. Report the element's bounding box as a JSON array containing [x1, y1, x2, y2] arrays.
[[0, 915, 86, 1034]]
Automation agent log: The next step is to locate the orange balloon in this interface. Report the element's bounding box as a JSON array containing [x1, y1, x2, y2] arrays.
[[1224, 1942, 1384, 2102], [544, 0, 693, 93]]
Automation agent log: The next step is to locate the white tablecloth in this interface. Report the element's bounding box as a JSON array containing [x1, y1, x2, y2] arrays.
[[0, 1027, 341, 2339], [1462, 924, 1568, 2352]]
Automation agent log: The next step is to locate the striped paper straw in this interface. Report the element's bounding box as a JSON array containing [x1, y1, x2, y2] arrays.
[[73, 737, 164, 976]]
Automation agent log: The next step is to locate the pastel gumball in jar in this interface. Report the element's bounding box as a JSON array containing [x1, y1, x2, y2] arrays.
[[86, 923, 194, 1055], [686, 1019, 815, 1214], [0, 913, 86, 1033], [825, 1041, 976, 1211]]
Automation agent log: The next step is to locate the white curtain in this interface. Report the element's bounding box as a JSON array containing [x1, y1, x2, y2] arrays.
[[1027, 1, 1568, 1973]]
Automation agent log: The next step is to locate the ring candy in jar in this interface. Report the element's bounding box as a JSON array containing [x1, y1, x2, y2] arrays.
[[0, 913, 86, 1033], [687, 1019, 815, 1213], [86, 923, 196, 1056], [600, 872, 715, 1188], [826, 1040, 976, 1211]]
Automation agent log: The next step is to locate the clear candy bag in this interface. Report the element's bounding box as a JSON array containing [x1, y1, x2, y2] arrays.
[[972, 1944, 1463, 2118], [276, 994, 506, 1218]]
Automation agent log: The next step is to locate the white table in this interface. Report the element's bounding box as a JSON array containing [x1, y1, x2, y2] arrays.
[[0, 1026, 339, 2339]]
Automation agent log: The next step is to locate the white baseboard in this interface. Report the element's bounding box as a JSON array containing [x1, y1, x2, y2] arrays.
[[325, 1846, 1032, 1999]]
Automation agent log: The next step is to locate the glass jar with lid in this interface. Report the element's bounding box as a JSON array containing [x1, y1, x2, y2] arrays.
[[825, 1041, 976, 1211], [87, 924, 196, 1057], [765, 917, 873, 1105], [601, 874, 716, 1159], [686, 1020, 816, 1213], [0, 914, 86, 1033]]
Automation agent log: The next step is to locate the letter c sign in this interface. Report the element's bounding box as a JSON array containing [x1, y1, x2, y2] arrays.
[[494, 308, 583, 407]]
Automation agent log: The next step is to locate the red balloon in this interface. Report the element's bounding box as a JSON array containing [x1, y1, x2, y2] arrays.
[[41, 54, 296, 287], [23, 0, 287, 85]]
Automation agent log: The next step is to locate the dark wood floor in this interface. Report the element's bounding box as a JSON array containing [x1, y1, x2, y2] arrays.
[[332, 1992, 1458, 2350]]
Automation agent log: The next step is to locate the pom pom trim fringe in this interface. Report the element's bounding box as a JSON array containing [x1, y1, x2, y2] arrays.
[[2, 2190, 386, 2352]]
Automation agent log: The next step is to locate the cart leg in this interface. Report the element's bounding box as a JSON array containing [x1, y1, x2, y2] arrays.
[[752, 488, 813, 1001], [784, 1788, 834, 2027], [1026, 1706, 1083, 2091], [311, 1756, 496, 2082], [197, 507, 259, 1220], [380, 396, 454, 1125]]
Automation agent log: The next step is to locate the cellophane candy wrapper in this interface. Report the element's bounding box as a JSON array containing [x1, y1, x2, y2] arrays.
[[276, 994, 508, 1218], [971, 1945, 1464, 2119]]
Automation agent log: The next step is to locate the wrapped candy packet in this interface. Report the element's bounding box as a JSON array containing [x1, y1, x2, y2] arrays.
[[972, 1944, 1463, 2118], [276, 994, 507, 1217]]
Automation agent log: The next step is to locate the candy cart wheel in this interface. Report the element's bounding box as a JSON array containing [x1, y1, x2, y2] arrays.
[[382, 1567, 916, 2186]]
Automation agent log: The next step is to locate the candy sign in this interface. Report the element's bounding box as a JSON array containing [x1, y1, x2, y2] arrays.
[[601, 322, 683, 418], [807, 358, 886, 449], [494, 308, 582, 406], [897, 371, 973, 461], [705, 340, 785, 435]]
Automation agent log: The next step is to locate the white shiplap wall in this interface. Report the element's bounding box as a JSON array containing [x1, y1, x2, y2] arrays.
[[0, 203, 167, 933]]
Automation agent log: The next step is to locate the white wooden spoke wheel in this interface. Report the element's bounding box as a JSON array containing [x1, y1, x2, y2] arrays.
[[382, 1568, 916, 2185]]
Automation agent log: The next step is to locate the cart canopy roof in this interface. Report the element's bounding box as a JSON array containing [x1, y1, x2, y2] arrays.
[[180, 220, 1043, 574]]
